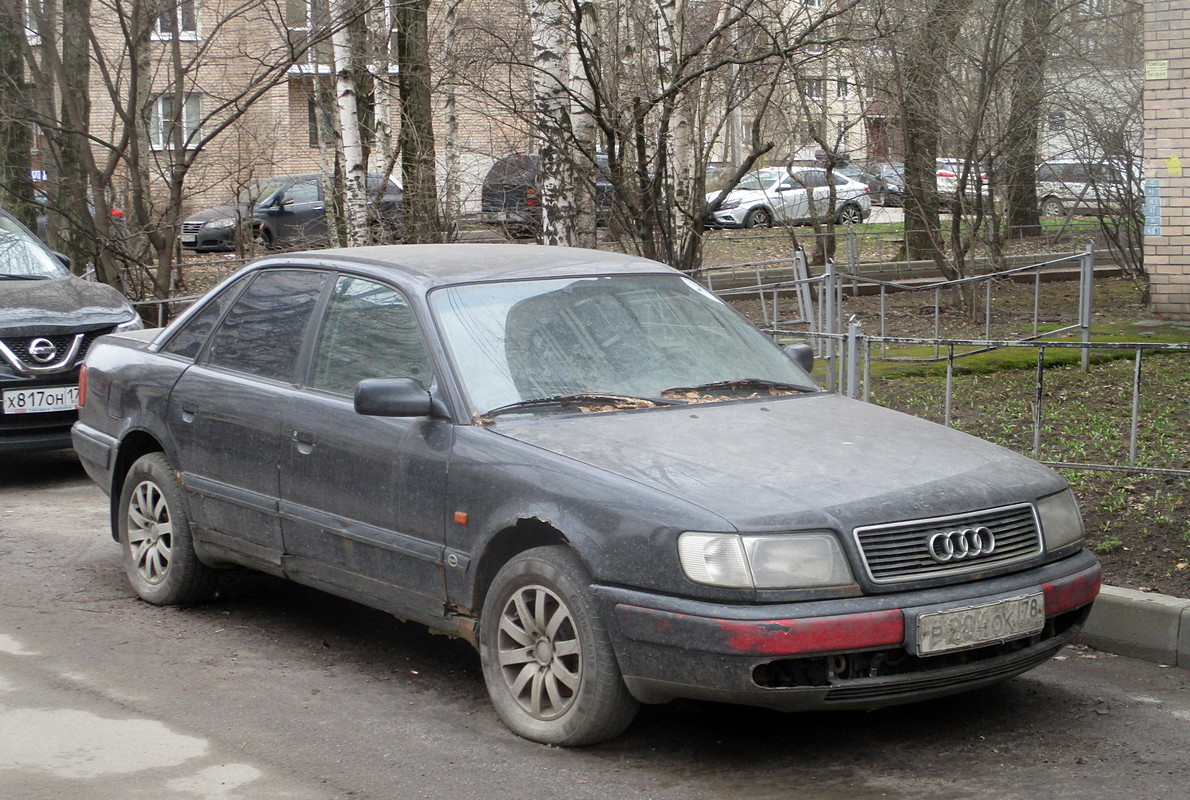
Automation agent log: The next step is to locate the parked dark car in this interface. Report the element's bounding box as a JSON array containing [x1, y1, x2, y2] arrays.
[[0, 208, 141, 453], [478, 154, 614, 238], [73, 244, 1099, 745], [179, 173, 404, 252], [859, 162, 906, 207]]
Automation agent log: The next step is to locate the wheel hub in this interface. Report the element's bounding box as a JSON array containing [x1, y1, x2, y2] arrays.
[[533, 638, 554, 665]]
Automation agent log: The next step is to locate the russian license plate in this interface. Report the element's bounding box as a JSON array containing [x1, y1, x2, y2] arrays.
[[915, 593, 1045, 656], [180, 234, 197, 245], [3, 385, 80, 414]]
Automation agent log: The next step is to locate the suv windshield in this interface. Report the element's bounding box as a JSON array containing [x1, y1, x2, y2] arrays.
[[734, 169, 783, 191], [0, 212, 68, 279], [431, 274, 817, 416]]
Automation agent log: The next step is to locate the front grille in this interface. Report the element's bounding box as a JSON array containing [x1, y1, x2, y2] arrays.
[[854, 503, 1041, 585], [181, 221, 205, 234], [0, 326, 114, 373]]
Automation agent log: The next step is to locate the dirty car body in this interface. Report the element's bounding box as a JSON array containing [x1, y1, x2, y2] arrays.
[[72, 244, 1099, 745]]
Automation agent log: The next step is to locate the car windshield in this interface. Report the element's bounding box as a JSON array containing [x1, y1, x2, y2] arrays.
[[734, 169, 784, 191], [233, 179, 287, 206], [0, 212, 68, 279], [431, 274, 817, 417]]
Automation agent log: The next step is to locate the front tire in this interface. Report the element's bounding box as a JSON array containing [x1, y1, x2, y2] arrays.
[[479, 546, 638, 745], [118, 453, 216, 605]]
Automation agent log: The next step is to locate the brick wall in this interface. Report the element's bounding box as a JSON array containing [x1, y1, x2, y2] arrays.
[[1144, 0, 1190, 317]]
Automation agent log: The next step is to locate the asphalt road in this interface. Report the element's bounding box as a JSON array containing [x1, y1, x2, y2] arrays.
[[2, 450, 1187, 800]]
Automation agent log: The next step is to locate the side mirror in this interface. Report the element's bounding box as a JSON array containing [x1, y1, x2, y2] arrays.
[[53, 251, 71, 270], [355, 377, 446, 418], [784, 343, 814, 373]]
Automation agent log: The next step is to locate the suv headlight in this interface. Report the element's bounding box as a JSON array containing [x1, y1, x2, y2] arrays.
[[1037, 490, 1084, 550], [116, 312, 144, 332], [716, 198, 741, 211], [678, 531, 854, 589]]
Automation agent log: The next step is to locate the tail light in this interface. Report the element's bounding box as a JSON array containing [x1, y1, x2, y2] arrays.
[[526, 188, 539, 207], [110, 208, 125, 218], [78, 365, 87, 408], [937, 170, 956, 178]]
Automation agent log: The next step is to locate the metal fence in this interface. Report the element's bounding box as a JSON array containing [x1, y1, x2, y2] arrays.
[[705, 247, 1188, 478]]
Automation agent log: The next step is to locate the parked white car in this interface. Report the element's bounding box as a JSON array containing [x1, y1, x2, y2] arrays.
[[1036, 159, 1138, 217], [707, 167, 872, 229]]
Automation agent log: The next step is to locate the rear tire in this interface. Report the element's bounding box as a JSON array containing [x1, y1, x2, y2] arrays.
[[479, 546, 638, 745], [118, 453, 216, 605], [744, 208, 773, 229], [836, 204, 864, 225], [1040, 197, 1064, 217]]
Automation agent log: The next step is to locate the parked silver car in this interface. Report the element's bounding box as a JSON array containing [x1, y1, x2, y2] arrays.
[[707, 167, 872, 228]]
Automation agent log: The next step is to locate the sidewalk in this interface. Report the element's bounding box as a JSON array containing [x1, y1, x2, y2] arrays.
[[1079, 584, 1190, 666]]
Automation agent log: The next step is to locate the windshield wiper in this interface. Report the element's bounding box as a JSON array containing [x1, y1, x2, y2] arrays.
[[0, 274, 51, 280], [662, 378, 818, 395], [480, 392, 680, 420]]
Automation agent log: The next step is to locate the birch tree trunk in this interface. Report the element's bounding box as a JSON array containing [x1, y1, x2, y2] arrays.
[[331, 0, 369, 246], [442, 0, 461, 239], [529, 0, 576, 246], [569, 0, 597, 248]]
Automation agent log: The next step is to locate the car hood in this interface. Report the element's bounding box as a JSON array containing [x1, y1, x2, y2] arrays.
[[488, 393, 1065, 531], [183, 204, 256, 223], [0, 275, 135, 336]]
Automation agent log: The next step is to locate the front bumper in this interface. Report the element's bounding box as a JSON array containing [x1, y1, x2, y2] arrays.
[[595, 550, 1100, 710], [179, 226, 236, 252]]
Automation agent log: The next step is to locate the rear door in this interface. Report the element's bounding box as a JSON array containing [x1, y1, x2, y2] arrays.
[[167, 269, 327, 568], [278, 273, 450, 622]]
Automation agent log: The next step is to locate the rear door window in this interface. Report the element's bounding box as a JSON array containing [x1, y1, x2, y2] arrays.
[[205, 269, 327, 382]]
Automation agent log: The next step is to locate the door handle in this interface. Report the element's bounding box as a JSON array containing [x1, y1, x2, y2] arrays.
[[180, 400, 197, 423], [293, 430, 317, 455]]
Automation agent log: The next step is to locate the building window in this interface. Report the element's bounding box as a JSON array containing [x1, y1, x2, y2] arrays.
[[802, 78, 825, 102], [24, 0, 43, 43], [1048, 111, 1067, 132], [307, 88, 336, 147], [287, 0, 332, 66], [836, 78, 851, 100], [150, 94, 201, 150], [152, 0, 199, 40]]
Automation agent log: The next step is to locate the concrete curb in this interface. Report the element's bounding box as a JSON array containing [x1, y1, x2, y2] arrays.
[[1077, 584, 1190, 667]]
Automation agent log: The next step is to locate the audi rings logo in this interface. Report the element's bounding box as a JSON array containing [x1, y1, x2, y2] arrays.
[[27, 338, 58, 364], [927, 526, 996, 563]]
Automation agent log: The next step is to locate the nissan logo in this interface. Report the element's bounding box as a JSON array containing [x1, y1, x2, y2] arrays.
[[27, 338, 58, 364], [927, 526, 996, 563]]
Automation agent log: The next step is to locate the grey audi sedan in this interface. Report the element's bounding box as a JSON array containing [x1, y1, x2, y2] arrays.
[[72, 244, 1099, 745]]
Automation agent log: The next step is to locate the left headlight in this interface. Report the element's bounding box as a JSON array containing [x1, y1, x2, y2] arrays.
[[1037, 489, 1084, 550], [678, 531, 855, 589]]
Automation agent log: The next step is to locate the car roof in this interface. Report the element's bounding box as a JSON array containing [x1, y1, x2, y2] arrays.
[[248, 244, 679, 292]]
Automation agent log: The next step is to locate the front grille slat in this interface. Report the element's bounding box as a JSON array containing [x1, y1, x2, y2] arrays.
[[854, 504, 1042, 585]]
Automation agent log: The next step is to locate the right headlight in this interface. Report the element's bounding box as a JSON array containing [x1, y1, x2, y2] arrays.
[[678, 531, 855, 589], [1036, 489, 1085, 550], [204, 217, 237, 230]]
